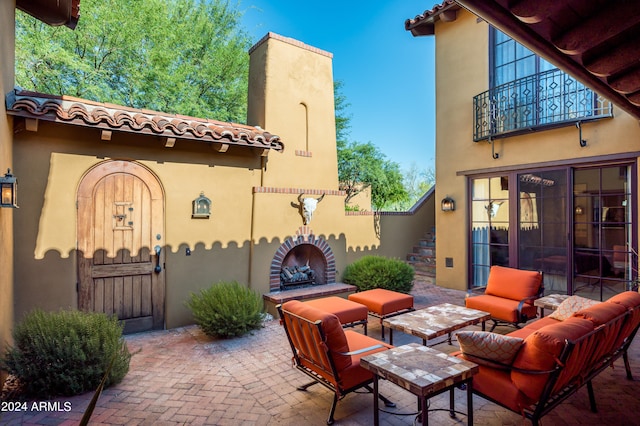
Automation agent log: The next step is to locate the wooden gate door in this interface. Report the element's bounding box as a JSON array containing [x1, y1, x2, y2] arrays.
[[78, 161, 165, 333]]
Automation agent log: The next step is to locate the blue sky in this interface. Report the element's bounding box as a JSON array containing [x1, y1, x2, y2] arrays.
[[241, 1, 436, 173]]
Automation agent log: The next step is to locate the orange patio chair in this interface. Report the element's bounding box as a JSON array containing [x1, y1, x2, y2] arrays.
[[277, 300, 395, 425], [465, 265, 543, 331]]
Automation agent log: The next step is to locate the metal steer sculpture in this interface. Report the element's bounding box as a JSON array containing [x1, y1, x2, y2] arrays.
[[291, 193, 325, 225]]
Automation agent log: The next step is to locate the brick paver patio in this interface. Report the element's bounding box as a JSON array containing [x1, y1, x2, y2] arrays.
[[1, 279, 639, 425]]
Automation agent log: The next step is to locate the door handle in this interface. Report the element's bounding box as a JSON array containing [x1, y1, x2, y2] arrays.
[[154, 245, 162, 273]]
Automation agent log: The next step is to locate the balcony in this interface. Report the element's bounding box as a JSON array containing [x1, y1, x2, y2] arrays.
[[473, 68, 613, 141]]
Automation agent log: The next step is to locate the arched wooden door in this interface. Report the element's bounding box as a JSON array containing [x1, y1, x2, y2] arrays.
[[77, 161, 165, 333]]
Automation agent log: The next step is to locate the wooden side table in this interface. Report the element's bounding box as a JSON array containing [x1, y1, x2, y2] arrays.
[[360, 343, 479, 425]]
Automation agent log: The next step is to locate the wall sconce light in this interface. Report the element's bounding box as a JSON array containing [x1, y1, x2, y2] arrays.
[[0, 169, 18, 208], [441, 196, 455, 212], [192, 192, 211, 218], [575, 205, 584, 215]]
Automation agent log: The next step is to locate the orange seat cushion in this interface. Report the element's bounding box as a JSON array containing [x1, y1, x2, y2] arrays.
[[305, 297, 368, 325], [485, 265, 542, 302], [348, 289, 413, 316], [465, 294, 537, 323], [339, 330, 393, 390]]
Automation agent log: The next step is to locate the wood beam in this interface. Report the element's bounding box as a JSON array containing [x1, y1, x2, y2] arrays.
[[213, 142, 229, 153], [25, 118, 38, 132], [163, 137, 176, 148], [552, 3, 640, 56], [101, 130, 112, 141]]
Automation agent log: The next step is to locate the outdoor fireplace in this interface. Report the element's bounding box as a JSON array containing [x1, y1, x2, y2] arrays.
[[270, 226, 336, 291]]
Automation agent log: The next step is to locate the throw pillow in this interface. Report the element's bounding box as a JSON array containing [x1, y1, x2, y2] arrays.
[[548, 295, 599, 321], [456, 331, 524, 369]]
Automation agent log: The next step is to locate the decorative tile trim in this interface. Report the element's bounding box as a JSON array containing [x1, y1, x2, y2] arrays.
[[295, 150, 313, 157], [253, 187, 345, 196]]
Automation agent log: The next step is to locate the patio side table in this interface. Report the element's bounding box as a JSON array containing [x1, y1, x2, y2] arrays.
[[360, 343, 479, 425]]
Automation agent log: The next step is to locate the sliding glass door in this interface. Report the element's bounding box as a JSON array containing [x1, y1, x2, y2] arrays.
[[469, 163, 635, 299]]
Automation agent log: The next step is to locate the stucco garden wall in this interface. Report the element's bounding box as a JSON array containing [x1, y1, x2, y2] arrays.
[[11, 33, 433, 329]]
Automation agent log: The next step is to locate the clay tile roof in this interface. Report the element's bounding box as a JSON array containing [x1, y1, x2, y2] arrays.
[[5, 89, 284, 153], [405, 1, 461, 36]]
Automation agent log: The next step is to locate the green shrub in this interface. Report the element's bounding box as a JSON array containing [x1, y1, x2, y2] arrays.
[[342, 256, 415, 293], [2, 309, 131, 399], [186, 281, 264, 338]]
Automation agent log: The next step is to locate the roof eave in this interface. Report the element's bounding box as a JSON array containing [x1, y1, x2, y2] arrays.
[[453, 0, 640, 120]]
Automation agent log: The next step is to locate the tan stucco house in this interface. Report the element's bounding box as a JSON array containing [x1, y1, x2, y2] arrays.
[[1, 1, 435, 391], [406, 2, 640, 300]]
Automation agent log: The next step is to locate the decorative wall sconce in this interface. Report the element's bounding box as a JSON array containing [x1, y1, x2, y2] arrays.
[[441, 196, 455, 212], [575, 205, 584, 215], [0, 169, 18, 208], [192, 192, 211, 218]]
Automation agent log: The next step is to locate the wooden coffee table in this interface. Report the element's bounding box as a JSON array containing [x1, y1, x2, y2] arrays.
[[382, 303, 491, 346], [360, 343, 479, 426]]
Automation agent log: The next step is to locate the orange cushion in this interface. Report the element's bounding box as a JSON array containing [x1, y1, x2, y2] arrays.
[[511, 317, 594, 401], [281, 300, 351, 373], [572, 302, 626, 326], [305, 297, 368, 325], [348, 289, 413, 316], [607, 291, 640, 310], [339, 330, 393, 390], [465, 294, 537, 323], [485, 266, 542, 302]]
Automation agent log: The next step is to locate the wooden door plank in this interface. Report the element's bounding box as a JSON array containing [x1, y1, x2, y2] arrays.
[[91, 263, 153, 278], [132, 275, 142, 317]]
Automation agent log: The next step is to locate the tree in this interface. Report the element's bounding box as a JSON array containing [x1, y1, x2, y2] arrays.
[[334, 80, 351, 147], [338, 141, 408, 211], [15, 0, 251, 123]]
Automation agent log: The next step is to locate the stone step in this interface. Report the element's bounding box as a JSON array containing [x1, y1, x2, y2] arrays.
[[412, 246, 435, 256], [407, 253, 435, 264]]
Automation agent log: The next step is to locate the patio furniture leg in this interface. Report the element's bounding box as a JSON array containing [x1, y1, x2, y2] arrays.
[[623, 351, 634, 380], [587, 380, 597, 413], [449, 388, 455, 418], [327, 393, 338, 425], [364, 385, 396, 407], [467, 379, 473, 426], [373, 375, 379, 426], [297, 380, 318, 391]]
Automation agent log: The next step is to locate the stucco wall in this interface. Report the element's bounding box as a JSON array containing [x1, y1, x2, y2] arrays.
[[12, 32, 434, 331], [433, 9, 640, 290], [0, 0, 15, 390]]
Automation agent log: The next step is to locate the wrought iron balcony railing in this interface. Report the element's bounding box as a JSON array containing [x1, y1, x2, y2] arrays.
[[473, 68, 613, 141]]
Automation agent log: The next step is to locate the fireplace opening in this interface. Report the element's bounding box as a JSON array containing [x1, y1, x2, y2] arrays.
[[269, 228, 336, 292], [280, 244, 326, 290]]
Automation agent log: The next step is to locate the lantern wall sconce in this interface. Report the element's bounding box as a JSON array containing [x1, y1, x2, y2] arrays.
[[0, 169, 18, 208], [441, 196, 455, 212], [192, 192, 211, 218]]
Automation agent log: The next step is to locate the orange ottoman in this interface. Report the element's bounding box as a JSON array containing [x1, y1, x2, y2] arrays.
[[304, 296, 369, 334], [348, 289, 414, 340]]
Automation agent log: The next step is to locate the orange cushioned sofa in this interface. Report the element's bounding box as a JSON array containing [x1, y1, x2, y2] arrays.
[[455, 291, 640, 426], [465, 265, 544, 331]]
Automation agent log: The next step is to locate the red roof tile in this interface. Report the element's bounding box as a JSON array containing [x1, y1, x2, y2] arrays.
[[6, 89, 284, 152]]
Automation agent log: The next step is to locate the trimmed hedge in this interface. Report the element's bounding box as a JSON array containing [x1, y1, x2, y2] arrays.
[[186, 281, 264, 338], [342, 256, 415, 293], [2, 309, 131, 399]]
